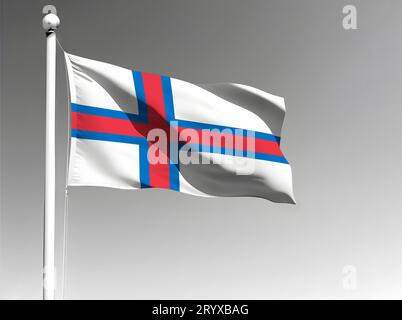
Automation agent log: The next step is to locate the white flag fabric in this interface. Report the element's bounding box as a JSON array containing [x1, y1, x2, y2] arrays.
[[64, 53, 295, 203]]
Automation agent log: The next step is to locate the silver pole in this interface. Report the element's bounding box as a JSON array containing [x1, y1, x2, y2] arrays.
[[42, 5, 60, 300]]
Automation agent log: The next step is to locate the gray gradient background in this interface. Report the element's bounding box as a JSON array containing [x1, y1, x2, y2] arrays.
[[1, 0, 401, 299]]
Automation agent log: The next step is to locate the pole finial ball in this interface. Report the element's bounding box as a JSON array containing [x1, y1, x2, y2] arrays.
[[42, 13, 60, 31]]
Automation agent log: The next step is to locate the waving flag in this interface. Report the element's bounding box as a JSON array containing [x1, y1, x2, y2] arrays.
[[64, 53, 295, 203]]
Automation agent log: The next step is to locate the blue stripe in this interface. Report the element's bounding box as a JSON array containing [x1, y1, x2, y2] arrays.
[[168, 161, 180, 191], [255, 153, 288, 163], [71, 103, 147, 122], [161, 76, 175, 121], [161, 76, 180, 191], [132, 71, 150, 188], [139, 143, 150, 188], [132, 71, 148, 121], [175, 119, 281, 143], [178, 142, 288, 164]]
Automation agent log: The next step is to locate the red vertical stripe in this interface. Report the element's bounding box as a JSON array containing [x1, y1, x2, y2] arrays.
[[141, 73, 171, 189]]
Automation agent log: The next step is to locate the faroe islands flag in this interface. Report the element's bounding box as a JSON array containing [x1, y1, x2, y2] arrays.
[[65, 53, 295, 203]]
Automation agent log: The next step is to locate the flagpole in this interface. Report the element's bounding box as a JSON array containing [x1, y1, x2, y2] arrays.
[[42, 6, 60, 300]]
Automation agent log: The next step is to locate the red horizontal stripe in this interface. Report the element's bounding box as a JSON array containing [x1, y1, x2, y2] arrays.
[[72, 112, 283, 157], [177, 127, 283, 156], [72, 112, 148, 138]]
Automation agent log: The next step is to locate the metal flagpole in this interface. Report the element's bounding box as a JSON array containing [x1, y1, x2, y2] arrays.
[[42, 5, 60, 300]]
